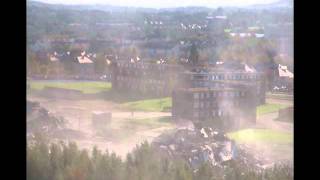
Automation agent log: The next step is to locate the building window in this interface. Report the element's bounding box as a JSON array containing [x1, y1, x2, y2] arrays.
[[194, 102, 199, 109], [218, 110, 222, 117], [200, 102, 204, 108], [194, 93, 199, 99], [212, 110, 216, 117], [200, 93, 204, 99], [206, 92, 210, 98], [234, 101, 239, 107], [194, 112, 199, 118]]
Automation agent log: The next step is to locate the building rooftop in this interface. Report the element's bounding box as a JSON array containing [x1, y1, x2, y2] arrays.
[[77, 56, 93, 64], [278, 64, 294, 78]]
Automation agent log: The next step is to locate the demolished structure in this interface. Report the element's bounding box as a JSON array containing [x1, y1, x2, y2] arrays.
[[27, 100, 65, 137], [152, 127, 234, 169], [172, 63, 266, 131], [152, 126, 267, 171]]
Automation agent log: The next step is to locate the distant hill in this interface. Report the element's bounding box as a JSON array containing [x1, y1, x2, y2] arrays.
[[28, 1, 159, 13], [28, 0, 292, 14], [247, 0, 293, 9]]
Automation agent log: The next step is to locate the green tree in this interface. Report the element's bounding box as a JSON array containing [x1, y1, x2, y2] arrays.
[[27, 51, 40, 75], [94, 53, 107, 74], [189, 43, 199, 66]]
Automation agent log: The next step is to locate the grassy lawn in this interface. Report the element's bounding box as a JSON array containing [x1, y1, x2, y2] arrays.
[[266, 92, 293, 100], [122, 97, 172, 112], [29, 80, 111, 94], [257, 103, 291, 116], [124, 116, 173, 129], [227, 128, 293, 144]]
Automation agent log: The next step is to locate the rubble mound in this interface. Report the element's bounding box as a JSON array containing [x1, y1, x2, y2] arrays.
[[27, 100, 87, 140], [27, 100, 65, 136], [152, 127, 237, 169], [152, 126, 269, 171]]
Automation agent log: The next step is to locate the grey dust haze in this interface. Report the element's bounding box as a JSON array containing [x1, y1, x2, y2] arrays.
[[27, 0, 293, 179]]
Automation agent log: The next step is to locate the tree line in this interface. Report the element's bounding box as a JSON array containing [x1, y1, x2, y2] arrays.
[[27, 135, 293, 180]]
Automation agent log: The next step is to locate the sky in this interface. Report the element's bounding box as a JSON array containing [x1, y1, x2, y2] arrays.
[[33, 0, 280, 8]]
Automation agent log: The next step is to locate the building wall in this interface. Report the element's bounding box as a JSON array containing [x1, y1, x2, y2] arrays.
[[177, 71, 266, 105], [111, 61, 183, 96], [172, 88, 257, 131]]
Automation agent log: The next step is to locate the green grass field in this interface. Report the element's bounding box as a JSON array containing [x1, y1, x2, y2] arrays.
[[257, 103, 291, 115], [266, 92, 293, 100], [227, 128, 293, 144], [29, 80, 111, 94], [123, 98, 290, 116], [122, 117, 174, 129], [122, 97, 172, 112]]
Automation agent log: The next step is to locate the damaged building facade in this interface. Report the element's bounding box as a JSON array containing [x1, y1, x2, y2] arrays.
[[172, 66, 266, 131]]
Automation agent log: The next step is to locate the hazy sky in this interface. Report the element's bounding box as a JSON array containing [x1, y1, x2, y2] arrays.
[[33, 0, 280, 8]]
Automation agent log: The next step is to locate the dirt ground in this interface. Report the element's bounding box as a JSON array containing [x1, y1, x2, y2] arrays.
[[27, 93, 293, 163], [246, 98, 293, 166], [28, 94, 174, 158]]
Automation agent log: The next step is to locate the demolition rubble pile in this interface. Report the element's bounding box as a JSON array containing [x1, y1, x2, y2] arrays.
[[27, 100, 65, 137], [152, 127, 264, 170], [27, 100, 86, 140]]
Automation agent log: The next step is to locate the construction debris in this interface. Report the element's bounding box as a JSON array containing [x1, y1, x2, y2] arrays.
[[27, 101, 64, 133], [152, 126, 270, 171], [152, 127, 236, 169], [27, 100, 86, 140], [27, 100, 65, 136]]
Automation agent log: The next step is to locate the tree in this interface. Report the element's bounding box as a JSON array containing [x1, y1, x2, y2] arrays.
[[189, 43, 199, 66], [94, 53, 107, 75], [27, 51, 40, 75], [27, 138, 293, 180]]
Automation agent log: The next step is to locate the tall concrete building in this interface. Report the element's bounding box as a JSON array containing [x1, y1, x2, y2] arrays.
[[172, 65, 266, 131]]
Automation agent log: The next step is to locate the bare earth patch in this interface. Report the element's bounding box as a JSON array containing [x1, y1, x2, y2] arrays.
[[28, 94, 174, 159]]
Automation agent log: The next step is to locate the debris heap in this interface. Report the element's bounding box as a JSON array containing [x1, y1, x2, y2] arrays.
[[27, 100, 65, 137], [152, 127, 237, 169]]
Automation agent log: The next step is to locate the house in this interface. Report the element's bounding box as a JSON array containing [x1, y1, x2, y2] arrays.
[[273, 64, 293, 92], [75, 52, 95, 78]]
